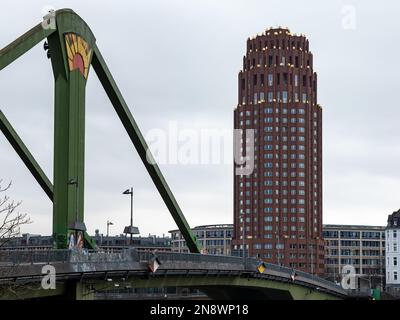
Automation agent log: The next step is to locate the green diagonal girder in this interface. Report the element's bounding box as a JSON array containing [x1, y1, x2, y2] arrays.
[[0, 15, 55, 202], [0, 110, 53, 200], [0, 110, 96, 249], [91, 44, 201, 253], [0, 21, 56, 71]]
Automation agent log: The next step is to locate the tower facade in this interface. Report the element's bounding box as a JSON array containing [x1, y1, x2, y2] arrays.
[[233, 27, 324, 275]]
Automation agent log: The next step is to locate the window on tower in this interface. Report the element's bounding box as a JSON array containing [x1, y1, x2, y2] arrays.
[[264, 107, 273, 114], [268, 74, 273, 86], [268, 55, 273, 67], [283, 73, 288, 85], [264, 126, 273, 132]]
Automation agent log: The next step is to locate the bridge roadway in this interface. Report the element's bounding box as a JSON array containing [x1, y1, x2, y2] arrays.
[[0, 249, 347, 300]]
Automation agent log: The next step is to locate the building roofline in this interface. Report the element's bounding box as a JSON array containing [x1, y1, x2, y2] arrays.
[[323, 224, 385, 230], [168, 224, 233, 233]]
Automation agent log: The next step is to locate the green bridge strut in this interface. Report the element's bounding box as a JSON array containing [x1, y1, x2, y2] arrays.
[[0, 110, 53, 201], [92, 44, 200, 253]]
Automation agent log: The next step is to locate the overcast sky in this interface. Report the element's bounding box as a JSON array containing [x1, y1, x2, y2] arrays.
[[1, 0, 399, 237]]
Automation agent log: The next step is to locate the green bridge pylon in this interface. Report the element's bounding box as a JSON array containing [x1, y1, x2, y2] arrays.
[[0, 9, 200, 252]]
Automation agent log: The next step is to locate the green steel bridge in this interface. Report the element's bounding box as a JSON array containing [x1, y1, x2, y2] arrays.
[[0, 9, 351, 300], [0, 249, 347, 300]]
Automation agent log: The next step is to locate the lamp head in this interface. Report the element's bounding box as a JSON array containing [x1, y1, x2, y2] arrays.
[[123, 189, 132, 195]]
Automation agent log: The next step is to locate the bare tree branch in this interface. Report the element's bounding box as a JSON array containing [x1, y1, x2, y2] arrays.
[[0, 181, 33, 298], [0, 181, 31, 248]]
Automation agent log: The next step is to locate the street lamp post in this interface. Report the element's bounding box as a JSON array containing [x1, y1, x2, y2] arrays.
[[123, 187, 139, 244], [106, 220, 113, 238], [127, 187, 134, 231]]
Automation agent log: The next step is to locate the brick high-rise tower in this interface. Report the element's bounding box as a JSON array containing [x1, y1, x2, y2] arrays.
[[233, 27, 324, 275]]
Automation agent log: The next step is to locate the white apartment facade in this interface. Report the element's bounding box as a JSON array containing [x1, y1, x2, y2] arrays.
[[385, 210, 400, 295]]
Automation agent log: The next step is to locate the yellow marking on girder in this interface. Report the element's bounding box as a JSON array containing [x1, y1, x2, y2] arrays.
[[64, 32, 92, 79]]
